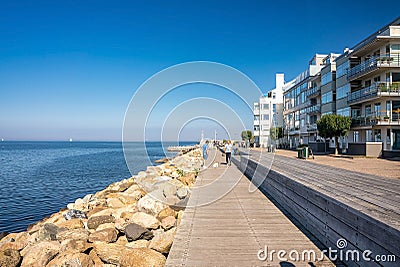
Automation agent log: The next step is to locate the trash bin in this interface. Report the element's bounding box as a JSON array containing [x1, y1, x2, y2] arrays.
[[303, 147, 309, 158], [297, 148, 303, 158]]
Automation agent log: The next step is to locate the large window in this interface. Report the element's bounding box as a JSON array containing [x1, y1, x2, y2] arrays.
[[374, 103, 381, 116], [322, 92, 333, 104], [374, 129, 382, 142], [263, 104, 269, 110], [391, 44, 400, 51], [321, 72, 332, 85], [336, 84, 350, 99], [262, 114, 269, 121], [337, 107, 350, 117], [365, 105, 372, 116], [337, 61, 350, 78]]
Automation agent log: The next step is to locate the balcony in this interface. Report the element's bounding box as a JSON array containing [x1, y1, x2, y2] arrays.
[[307, 104, 321, 114], [347, 82, 400, 105], [307, 123, 318, 132], [352, 112, 400, 127], [347, 54, 400, 81], [306, 86, 321, 98]]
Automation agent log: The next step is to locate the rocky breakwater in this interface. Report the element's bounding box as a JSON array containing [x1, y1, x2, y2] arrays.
[[0, 149, 202, 267]]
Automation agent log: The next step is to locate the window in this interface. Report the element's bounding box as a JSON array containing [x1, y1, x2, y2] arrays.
[[322, 92, 333, 104], [365, 105, 372, 116], [262, 114, 269, 121], [254, 126, 260, 131], [254, 115, 260, 121], [336, 84, 350, 99], [263, 104, 269, 110], [366, 130, 373, 142], [272, 104, 276, 113], [337, 107, 350, 117], [374, 129, 382, 142], [387, 101, 391, 116], [337, 61, 350, 78], [391, 44, 400, 51], [353, 131, 359, 143], [321, 72, 332, 85], [374, 103, 381, 116], [393, 73, 400, 82]]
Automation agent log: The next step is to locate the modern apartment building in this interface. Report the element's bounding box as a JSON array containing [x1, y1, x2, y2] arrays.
[[336, 17, 400, 157], [253, 74, 292, 147], [283, 54, 340, 149]]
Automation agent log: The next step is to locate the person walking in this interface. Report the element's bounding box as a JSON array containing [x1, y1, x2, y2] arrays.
[[225, 140, 233, 166], [202, 140, 209, 168]]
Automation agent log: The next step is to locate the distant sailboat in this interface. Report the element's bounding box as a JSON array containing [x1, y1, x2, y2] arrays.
[[69, 138, 73, 142], [1, 138, 3, 142]]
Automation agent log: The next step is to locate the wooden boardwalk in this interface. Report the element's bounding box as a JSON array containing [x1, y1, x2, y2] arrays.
[[166, 149, 336, 266]]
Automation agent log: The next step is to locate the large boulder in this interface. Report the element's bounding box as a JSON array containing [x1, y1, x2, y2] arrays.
[[63, 209, 87, 220], [149, 227, 176, 254], [36, 223, 65, 242], [137, 194, 168, 216], [93, 242, 125, 265], [161, 216, 176, 230], [156, 207, 176, 221], [176, 187, 188, 199], [46, 252, 94, 267], [124, 223, 153, 242], [125, 240, 149, 249], [129, 212, 160, 229], [0, 249, 21, 267], [120, 248, 166, 267], [87, 215, 115, 230], [56, 229, 89, 241], [20, 241, 61, 267], [60, 239, 92, 253], [57, 218, 85, 230], [106, 197, 125, 208], [0, 232, 29, 251], [88, 228, 118, 243]]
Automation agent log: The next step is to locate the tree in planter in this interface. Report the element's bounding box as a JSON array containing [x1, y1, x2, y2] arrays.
[[316, 114, 352, 155], [241, 130, 253, 147], [270, 127, 284, 145]]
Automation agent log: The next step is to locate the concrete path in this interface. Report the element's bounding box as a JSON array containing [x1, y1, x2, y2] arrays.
[[166, 149, 336, 266]]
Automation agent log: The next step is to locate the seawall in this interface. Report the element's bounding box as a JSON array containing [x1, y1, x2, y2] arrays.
[[0, 149, 202, 267], [232, 152, 399, 267]]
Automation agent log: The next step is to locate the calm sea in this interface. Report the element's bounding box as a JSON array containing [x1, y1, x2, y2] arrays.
[[0, 141, 196, 233]]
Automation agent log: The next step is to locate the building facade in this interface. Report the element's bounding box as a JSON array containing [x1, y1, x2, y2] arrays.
[[337, 17, 400, 157], [253, 74, 291, 147], [283, 54, 340, 149], [277, 16, 400, 157]]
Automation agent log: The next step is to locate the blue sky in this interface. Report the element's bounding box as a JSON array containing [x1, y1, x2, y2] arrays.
[[0, 0, 399, 141]]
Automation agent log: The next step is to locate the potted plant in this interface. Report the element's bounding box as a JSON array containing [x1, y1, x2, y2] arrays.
[[384, 115, 390, 122]]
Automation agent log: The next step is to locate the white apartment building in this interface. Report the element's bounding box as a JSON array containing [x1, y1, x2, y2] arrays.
[[254, 74, 294, 147]]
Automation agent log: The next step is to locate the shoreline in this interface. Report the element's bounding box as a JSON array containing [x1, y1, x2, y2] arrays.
[[0, 148, 202, 267]]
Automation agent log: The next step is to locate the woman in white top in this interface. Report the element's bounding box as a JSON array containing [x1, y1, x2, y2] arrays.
[[225, 140, 233, 166]]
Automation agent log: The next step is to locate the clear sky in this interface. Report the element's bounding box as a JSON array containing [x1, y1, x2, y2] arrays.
[[0, 0, 399, 141]]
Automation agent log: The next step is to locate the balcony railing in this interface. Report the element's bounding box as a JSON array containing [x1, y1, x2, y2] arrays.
[[352, 111, 400, 127], [306, 86, 321, 98], [306, 104, 321, 114], [307, 123, 318, 132], [347, 82, 400, 104], [347, 54, 400, 80]]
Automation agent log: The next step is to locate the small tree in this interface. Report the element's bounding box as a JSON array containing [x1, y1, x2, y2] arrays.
[[241, 130, 253, 141], [317, 114, 352, 155], [241, 130, 253, 147], [270, 127, 284, 142]]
